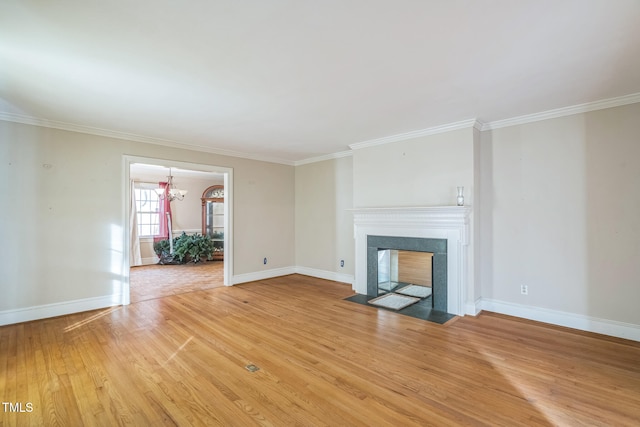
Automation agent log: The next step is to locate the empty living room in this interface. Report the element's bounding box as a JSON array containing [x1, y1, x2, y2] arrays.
[[1, 1, 639, 425]]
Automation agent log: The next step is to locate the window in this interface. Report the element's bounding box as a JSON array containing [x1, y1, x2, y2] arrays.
[[134, 183, 160, 237]]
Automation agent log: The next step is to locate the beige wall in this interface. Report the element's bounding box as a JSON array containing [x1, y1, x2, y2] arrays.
[[2, 101, 639, 331], [167, 176, 224, 234], [480, 103, 640, 324], [295, 156, 354, 277], [353, 128, 474, 208], [0, 121, 295, 312]]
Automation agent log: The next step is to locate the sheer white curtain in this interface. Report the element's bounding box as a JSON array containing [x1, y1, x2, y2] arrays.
[[130, 180, 142, 266]]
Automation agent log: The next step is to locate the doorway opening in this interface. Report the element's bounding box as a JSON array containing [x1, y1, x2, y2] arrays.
[[123, 156, 233, 304]]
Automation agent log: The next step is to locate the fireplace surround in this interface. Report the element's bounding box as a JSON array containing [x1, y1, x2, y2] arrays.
[[352, 206, 472, 316], [368, 235, 447, 312]]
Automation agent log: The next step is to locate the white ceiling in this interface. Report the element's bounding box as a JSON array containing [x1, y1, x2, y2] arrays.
[[2, 1, 639, 164]]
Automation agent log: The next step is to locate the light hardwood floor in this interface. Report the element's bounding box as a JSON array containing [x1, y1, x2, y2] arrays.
[[2, 274, 639, 426], [129, 261, 224, 303]]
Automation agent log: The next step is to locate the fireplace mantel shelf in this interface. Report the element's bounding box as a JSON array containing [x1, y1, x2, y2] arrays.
[[351, 206, 472, 241], [350, 206, 471, 211], [350, 206, 471, 213]]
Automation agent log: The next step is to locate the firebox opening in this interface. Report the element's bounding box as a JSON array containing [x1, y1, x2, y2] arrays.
[[367, 235, 448, 314], [377, 249, 433, 305]]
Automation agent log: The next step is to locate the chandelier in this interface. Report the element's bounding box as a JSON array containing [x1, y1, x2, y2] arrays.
[[155, 168, 188, 201]]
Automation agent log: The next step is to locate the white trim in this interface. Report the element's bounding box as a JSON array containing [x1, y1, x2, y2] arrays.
[[233, 266, 354, 286], [123, 155, 235, 291], [294, 150, 353, 166], [3, 94, 639, 166], [5, 268, 638, 342], [349, 119, 479, 151], [346, 93, 640, 150], [480, 92, 640, 131], [140, 256, 159, 266], [0, 295, 121, 326], [294, 267, 354, 285], [466, 299, 483, 316], [222, 171, 233, 287], [4, 94, 639, 166], [232, 267, 297, 285], [0, 112, 295, 166], [0, 266, 345, 325], [481, 299, 640, 342]]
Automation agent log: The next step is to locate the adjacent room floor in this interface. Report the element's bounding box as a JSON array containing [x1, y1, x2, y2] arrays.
[[129, 260, 224, 303]]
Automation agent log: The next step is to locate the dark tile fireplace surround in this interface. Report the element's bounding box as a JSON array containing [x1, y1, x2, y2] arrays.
[[367, 235, 448, 312], [345, 234, 454, 324]]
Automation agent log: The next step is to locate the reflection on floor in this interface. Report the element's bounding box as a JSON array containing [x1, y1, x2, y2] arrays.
[[345, 280, 455, 324], [129, 261, 224, 303], [378, 280, 431, 295]]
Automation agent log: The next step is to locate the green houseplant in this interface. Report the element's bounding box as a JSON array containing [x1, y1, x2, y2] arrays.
[[153, 232, 215, 264]]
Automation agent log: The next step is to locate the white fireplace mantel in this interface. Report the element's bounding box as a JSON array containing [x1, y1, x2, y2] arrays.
[[352, 206, 473, 316]]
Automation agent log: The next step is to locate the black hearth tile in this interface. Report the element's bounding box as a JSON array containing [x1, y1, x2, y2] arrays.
[[343, 294, 456, 325]]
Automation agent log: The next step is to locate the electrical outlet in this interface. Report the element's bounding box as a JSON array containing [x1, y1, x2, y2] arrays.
[[263, 257, 267, 265], [340, 260, 344, 268], [521, 285, 528, 295]]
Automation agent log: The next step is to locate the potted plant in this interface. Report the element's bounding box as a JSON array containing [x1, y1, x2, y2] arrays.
[[154, 232, 215, 264], [153, 239, 179, 265]]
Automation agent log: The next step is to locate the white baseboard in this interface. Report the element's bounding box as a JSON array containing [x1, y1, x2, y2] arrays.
[[465, 299, 483, 316], [1, 266, 348, 325], [130, 257, 158, 267], [232, 266, 297, 285], [4, 279, 638, 343], [481, 299, 640, 342], [142, 256, 159, 265], [231, 266, 355, 287], [294, 267, 354, 286], [0, 295, 122, 326]]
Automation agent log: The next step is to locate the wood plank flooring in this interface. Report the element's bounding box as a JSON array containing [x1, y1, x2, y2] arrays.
[[2, 274, 640, 426], [129, 261, 224, 303]]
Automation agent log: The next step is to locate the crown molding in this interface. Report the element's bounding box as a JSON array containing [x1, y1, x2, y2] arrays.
[[481, 92, 640, 131], [0, 112, 296, 166], [293, 149, 353, 166], [344, 92, 640, 153], [3, 91, 639, 167], [297, 119, 484, 165], [348, 118, 480, 151]]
